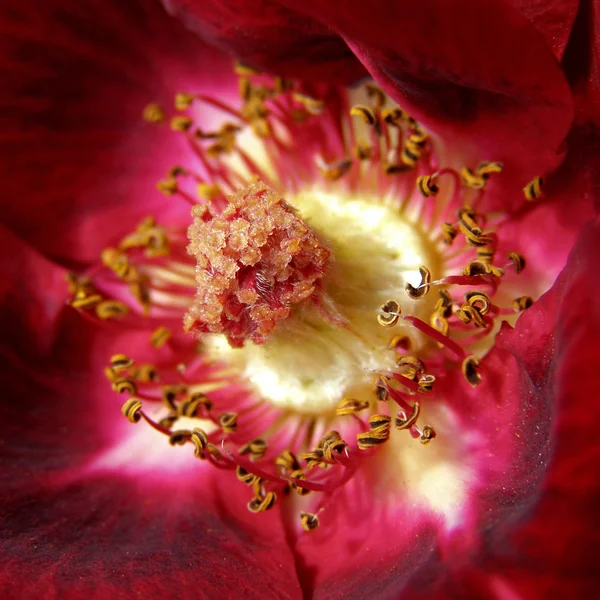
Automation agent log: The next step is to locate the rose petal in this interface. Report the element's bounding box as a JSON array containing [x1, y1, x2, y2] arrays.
[[0, 233, 303, 599], [161, 0, 366, 84], [279, 0, 573, 212], [509, 0, 580, 60], [0, 0, 237, 265]]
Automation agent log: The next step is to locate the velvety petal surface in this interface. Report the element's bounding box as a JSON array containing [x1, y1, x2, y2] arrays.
[[509, 0, 580, 59], [0, 0, 237, 265], [0, 227, 302, 600], [161, 0, 366, 84], [278, 0, 574, 212]]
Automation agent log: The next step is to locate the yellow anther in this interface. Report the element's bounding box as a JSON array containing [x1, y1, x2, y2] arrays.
[[159, 415, 178, 429], [416, 175, 439, 197], [462, 355, 482, 386], [142, 103, 165, 124], [395, 402, 420, 430], [396, 355, 426, 380], [465, 291, 492, 315], [405, 266, 431, 299], [162, 384, 187, 410], [101, 247, 130, 279], [292, 93, 325, 115], [174, 92, 195, 111], [320, 431, 348, 462], [381, 107, 407, 126], [418, 374, 436, 393], [508, 252, 526, 274], [419, 425, 436, 445], [156, 177, 178, 196], [523, 176, 544, 200], [169, 430, 192, 446], [457, 207, 482, 235], [476, 161, 503, 177], [150, 326, 171, 349], [133, 364, 159, 383], [357, 414, 392, 450], [301, 449, 325, 469], [373, 376, 390, 402], [477, 246, 496, 263], [239, 438, 268, 460], [288, 471, 311, 496], [170, 115, 194, 132], [300, 512, 319, 532], [164, 168, 185, 181], [336, 398, 370, 416], [460, 167, 486, 189], [408, 128, 428, 146], [354, 140, 372, 160], [462, 260, 504, 277], [197, 183, 222, 201], [274, 76, 293, 95], [234, 61, 261, 76], [250, 117, 271, 138], [236, 465, 260, 485], [191, 427, 209, 458], [219, 412, 238, 433], [457, 304, 487, 328], [316, 157, 352, 181], [104, 367, 118, 383], [442, 222, 458, 245], [400, 142, 421, 168], [238, 76, 252, 100], [95, 300, 128, 319], [350, 104, 377, 126], [247, 491, 277, 513], [110, 354, 134, 372], [275, 450, 300, 472], [377, 299, 401, 327], [112, 377, 137, 396], [513, 296, 534, 311], [70, 293, 103, 309], [121, 398, 143, 423]]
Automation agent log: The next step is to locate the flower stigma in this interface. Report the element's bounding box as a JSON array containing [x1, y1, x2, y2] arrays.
[[67, 63, 542, 532]]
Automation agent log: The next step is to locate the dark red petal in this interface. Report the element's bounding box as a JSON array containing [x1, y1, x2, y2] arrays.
[[0, 0, 235, 265], [279, 0, 573, 212], [161, 0, 366, 84], [562, 0, 600, 126], [0, 233, 303, 599], [509, 0, 580, 60], [0, 475, 303, 600], [487, 215, 600, 598]]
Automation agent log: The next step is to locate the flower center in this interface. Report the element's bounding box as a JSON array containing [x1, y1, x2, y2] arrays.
[[202, 185, 440, 415], [67, 65, 542, 532]]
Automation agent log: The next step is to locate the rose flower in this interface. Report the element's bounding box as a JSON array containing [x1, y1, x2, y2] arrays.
[[1, 1, 599, 598]]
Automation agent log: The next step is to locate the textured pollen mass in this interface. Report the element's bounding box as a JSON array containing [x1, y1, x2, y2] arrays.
[[184, 180, 331, 347]]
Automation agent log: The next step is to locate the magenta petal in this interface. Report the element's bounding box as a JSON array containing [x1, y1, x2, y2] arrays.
[[161, 0, 366, 84], [0, 0, 235, 265], [279, 0, 573, 212]]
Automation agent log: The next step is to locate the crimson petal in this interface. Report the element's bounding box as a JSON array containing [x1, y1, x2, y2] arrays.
[[0, 0, 235, 265], [161, 0, 366, 84], [278, 0, 573, 212], [0, 230, 303, 599]]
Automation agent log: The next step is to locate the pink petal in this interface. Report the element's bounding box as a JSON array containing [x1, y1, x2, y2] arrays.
[[161, 0, 366, 84], [0, 0, 236, 265], [279, 0, 574, 212]]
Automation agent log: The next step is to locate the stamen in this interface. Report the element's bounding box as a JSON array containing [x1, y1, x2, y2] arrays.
[[523, 176, 544, 200]]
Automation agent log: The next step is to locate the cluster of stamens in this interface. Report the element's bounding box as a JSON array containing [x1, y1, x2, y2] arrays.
[[67, 62, 543, 533]]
